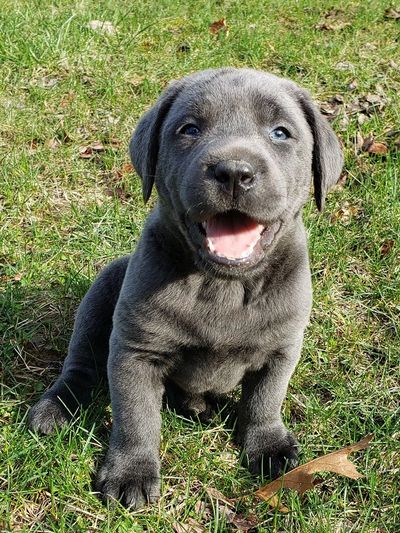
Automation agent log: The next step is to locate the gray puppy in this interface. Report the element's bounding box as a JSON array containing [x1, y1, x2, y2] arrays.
[[28, 68, 343, 509]]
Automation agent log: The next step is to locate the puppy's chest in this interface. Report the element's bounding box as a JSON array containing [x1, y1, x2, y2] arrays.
[[162, 283, 275, 394]]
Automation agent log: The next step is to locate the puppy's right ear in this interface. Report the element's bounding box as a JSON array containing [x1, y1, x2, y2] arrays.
[[129, 80, 185, 203]]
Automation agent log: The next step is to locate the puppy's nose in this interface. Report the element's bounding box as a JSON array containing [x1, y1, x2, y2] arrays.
[[214, 160, 255, 197]]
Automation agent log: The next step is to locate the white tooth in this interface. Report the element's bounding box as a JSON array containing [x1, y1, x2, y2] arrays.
[[206, 238, 215, 252]]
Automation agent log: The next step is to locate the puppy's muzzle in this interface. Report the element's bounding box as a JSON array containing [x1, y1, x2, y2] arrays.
[[212, 159, 256, 200]]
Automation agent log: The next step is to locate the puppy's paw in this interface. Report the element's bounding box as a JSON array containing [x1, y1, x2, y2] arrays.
[[27, 398, 70, 435], [96, 453, 160, 509], [241, 425, 299, 479]]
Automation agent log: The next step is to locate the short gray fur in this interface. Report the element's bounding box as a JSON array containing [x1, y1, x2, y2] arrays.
[[28, 68, 343, 509]]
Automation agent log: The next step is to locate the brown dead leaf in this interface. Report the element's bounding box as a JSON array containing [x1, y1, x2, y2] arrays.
[[384, 7, 400, 20], [366, 142, 388, 155], [45, 138, 61, 150], [78, 141, 106, 158], [114, 162, 134, 179], [206, 487, 234, 507], [380, 239, 395, 256], [194, 500, 211, 518], [256, 435, 373, 512], [2, 272, 23, 283], [209, 18, 228, 34], [357, 113, 369, 125], [28, 138, 40, 151], [361, 136, 389, 155], [173, 518, 206, 533], [229, 512, 259, 532], [206, 488, 259, 531], [331, 201, 363, 224]]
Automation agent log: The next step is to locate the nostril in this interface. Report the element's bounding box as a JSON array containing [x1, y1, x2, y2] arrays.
[[214, 165, 231, 185], [239, 165, 254, 186]]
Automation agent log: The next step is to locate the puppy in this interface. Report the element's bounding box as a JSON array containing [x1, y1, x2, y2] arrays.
[[28, 68, 343, 509]]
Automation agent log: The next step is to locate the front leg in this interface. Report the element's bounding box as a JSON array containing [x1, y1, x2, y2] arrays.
[[96, 335, 166, 509], [237, 339, 302, 479]]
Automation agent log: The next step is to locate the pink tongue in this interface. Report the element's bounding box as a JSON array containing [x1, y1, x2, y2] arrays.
[[204, 213, 264, 259]]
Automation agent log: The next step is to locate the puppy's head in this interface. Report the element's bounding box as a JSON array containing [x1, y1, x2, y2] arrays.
[[130, 68, 343, 277]]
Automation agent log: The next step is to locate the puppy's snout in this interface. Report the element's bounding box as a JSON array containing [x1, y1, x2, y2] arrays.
[[213, 160, 256, 198]]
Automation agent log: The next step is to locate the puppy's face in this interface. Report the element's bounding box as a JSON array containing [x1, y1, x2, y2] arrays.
[[131, 69, 343, 277]]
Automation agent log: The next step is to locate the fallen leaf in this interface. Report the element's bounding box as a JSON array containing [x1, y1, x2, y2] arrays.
[[366, 142, 388, 154], [209, 18, 228, 35], [87, 20, 116, 35], [335, 61, 355, 71], [361, 136, 389, 155], [319, 101, 341, 118], [45, 138, 61, 150], [78, 141, 106, 158], [206, 488, 259, 531], [347, 79, 358, 91], [331, 201, 363, 224], [256, 435, 373, 512], [384, 7, 400, 20], [338, 114, 350, 131], [229, 512, 259, 532], [206, 487, 234, 507], [173, 518, 206, 533], [1, 273, 23, 283], [113, 162, 134, 179], [365, 93, 386, 106], [316, 21, 350, 31], [28, 138, 40, 151], [380, 239, 395, 256], [194, 500, 211, 518], [35, 76, 58, 88], [357, 113, 369, 125]]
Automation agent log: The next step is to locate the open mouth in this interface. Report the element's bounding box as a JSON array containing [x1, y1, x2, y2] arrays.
[[199, 210, 280, 266]]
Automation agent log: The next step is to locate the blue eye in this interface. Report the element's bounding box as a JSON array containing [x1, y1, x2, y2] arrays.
[[269, 127, 290, 141], [178, 124, 201, 137]]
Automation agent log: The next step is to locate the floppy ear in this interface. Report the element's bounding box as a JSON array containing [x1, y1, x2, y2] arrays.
[[129, 80, 185, 203], [297, 90, 344, 211]]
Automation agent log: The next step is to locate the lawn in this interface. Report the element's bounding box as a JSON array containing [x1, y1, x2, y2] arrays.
[[0, 0, 399, 531]]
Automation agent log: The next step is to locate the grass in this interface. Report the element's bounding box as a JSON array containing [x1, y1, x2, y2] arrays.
[[0, 0, 399, 531]]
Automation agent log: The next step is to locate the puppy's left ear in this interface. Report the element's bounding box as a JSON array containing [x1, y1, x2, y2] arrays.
[[297, 90, 344, 211], [129, 79, 185, 203]]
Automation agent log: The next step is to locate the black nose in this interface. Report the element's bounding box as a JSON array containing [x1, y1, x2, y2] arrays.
[[213, 160, 256, 197]]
